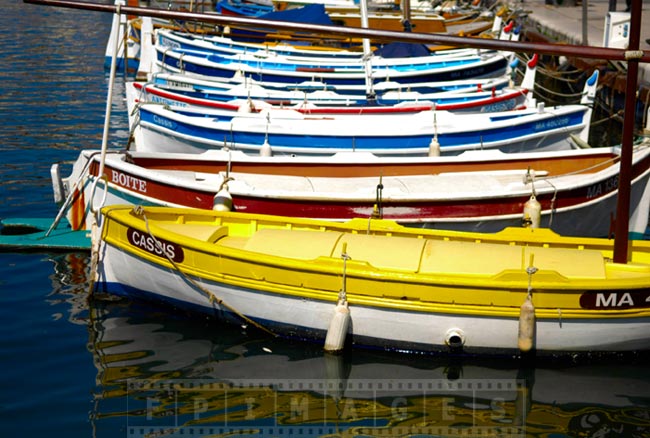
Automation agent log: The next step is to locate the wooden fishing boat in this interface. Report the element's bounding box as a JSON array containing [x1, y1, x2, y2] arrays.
[[136, 56, 592, 155], [156, 27, 370, 59], [155, 26, 484, 60], [325, 8, 492, 35], [148, 67, 516, 98], [161, 39, 483, 68], [129, 54, 537, 114], [133, 97, 593, 155], [95, 204, 650, 355], [129, 79, 531, 115], [59, 142, 650, 237], [153, 43, 510, 87]]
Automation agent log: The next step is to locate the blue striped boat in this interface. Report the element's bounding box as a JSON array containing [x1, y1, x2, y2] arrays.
[[154, 46, 510, 89], [134, 100, 593, 156]]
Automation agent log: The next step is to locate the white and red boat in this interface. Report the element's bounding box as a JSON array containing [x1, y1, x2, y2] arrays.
[[55, 142, 650, 238]]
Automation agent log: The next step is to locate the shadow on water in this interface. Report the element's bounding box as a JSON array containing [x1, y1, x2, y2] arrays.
[[44, 252, 650, 438]]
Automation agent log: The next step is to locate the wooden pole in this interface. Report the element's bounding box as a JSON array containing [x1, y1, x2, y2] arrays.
[[613, 0, 643, 263]]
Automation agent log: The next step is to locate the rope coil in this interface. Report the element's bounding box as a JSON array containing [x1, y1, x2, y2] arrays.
[[624, 50, 644, 60]]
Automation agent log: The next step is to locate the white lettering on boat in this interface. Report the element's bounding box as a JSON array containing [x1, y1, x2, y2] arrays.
[[596, 292, 633, 307], [153, 114, 176, 129], [534, 116, 571, 131], [159, 37, 180, 50], [579, 290, 650, 309], [586, 175, 618, 199], [127, 228, 184, 263], [110, 170, 147, 193], [151, 95, 188, 108], [449, 66, 483, 79]]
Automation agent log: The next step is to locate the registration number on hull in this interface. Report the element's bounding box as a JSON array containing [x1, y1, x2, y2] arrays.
[[579, 290, 650, 309]]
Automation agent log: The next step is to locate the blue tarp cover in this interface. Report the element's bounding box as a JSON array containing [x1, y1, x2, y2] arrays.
[[258, 4, 334, 26], [373, 42, 431, 58], [229, 5, 335, 41]]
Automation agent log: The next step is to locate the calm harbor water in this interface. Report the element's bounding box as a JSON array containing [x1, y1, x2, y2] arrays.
[[1, 1, 649, 437]]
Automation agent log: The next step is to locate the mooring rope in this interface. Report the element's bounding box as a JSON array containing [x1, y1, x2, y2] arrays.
[[532, 80, 588, 100], [133, 206, 277, 337], [515, 54, 586, 82]]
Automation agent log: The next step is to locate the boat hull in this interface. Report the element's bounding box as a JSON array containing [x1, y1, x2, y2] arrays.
[[95, 206, 650, 355], [154, 47, 510, 88], [134, 103, 591, 156], [63, 145, 650, 238], [98, 246, 650, 354]]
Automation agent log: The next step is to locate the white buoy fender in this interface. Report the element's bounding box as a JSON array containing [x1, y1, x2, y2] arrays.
[[428, 137, 440, 157], [213, 186, 233, 211], [324, 301, 350, 353], [259, 139, 272, 157], [518, 295, 536, 352], [522, 195, 541, 228], [50, 163, 64, 205]]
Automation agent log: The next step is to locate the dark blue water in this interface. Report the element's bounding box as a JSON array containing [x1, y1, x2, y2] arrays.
[[1, 1, 649, 437]]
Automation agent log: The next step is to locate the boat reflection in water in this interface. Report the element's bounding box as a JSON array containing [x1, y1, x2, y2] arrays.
[[47, 251, 93, 327], [79, 284, 650, 438]]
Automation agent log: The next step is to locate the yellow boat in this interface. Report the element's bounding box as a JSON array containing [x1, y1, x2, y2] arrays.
[[95, 205, 650, 356]]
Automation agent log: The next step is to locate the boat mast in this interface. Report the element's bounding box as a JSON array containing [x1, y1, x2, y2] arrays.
[[359, 0, 375, 99], [401, 0, 411, 32]]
